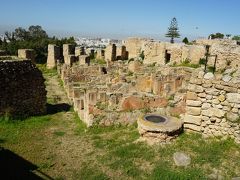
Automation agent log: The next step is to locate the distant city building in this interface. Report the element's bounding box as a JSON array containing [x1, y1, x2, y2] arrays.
[[75, 37, 122, 49]]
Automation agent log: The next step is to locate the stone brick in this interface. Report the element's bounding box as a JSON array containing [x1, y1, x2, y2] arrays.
[[226, 93, 240, 103], [184, 115, 202, 125], [188, 84, 204, 93], [218, 94, 226, 102], [186, 91, 198, 100], [186, 100, 202, 107], [186, 107, 201, 116], [184, 124, 202, 132], [202, 108, 225, 118]]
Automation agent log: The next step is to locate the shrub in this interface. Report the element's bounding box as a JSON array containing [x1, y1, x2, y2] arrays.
[[199, 58, 206, 65]]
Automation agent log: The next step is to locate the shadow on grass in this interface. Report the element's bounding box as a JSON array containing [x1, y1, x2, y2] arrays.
[[0, 147, 53, 180], [46, 103, 71, 115], [0, 139, 6, 144]]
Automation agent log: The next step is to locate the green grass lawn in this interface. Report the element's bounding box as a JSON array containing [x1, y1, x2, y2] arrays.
[[1, 110, 240, 179]]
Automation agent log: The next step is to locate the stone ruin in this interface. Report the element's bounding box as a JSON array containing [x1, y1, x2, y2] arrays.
[[0, 59, 46, 117], [121, 37, 240, 70], [47, 44, 60, 69], [18, 49, 35, 63], [47, 44, 94, 69], [184, 69, 240, 143], [48, 38, 240, 143]]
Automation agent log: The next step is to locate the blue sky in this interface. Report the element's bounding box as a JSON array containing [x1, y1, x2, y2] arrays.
[[0, 0, 240, 40]]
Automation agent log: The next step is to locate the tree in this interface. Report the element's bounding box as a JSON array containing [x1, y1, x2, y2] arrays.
[[28, 25, 48, 39], [4, 31, 15, 42], [165, 17, 180, 43], [232, 35, 240, 41], [14, 27, 29, 41], [182, 37, 189, 44], [208, 33, 224, 39]]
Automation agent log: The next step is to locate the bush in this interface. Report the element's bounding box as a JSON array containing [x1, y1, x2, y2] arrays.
[[199, 58, 206, 65], [208, 66, 216, 73]]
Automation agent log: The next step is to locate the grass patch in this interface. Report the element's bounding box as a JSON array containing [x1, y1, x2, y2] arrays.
[[172, 59, 200, 68], [74, 163, 110, 180], [53, 131, 65, 136], [37, 64, 57, 77]]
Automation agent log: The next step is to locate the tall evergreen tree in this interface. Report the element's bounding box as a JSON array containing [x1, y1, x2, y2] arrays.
[[165, 17, 180, 43]]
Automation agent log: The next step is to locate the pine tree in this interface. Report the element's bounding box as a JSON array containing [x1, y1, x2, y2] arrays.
[[182, 37, 189, 44], [165, 17, 180, 43]]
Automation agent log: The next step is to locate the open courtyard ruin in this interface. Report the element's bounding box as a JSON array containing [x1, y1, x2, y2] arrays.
[[45, 37, 240, 144]]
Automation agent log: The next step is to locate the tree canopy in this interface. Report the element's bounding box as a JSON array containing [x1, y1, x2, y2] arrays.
[[208, 33, 224, 39], [232, 35, 240, 41], [0, 25, 75, 63], [165, 17, 180, 43]]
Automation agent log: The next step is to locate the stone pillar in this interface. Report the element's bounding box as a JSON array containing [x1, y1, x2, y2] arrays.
[[47, 44, 60, 69], [75, 47, 85, 56], [105, 44, 116, 62], [121, 45, 128, 60], [96, 49, 105, 59], [79, 55, 90, 66], [18, 49, 35, 63], [63, 44, 75, 64], [65, 55, 76, 66]]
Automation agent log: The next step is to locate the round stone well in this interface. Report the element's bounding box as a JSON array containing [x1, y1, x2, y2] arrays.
[[138, 114, 183, 143]]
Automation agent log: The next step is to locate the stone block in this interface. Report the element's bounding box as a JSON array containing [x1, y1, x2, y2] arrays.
[[184, 115, 202, 125], [184, 124, 202, 132], [186, 91, 198, 100], [186, 100, 202, 107], [186, 107, 201, 116], [226, 93, 240, 103], [188, 84, 204, 93], [202, 108, 225, 118], [18, 49, 35, 63]]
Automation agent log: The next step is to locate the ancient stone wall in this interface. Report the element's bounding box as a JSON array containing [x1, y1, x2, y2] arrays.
[[59, 61, 191, 126], [124, 38, 150, 59], [124, 38, 240, 69], [184, 69, 240, 143], [18, 49, 35, 63], [0, 60, 46, 117]]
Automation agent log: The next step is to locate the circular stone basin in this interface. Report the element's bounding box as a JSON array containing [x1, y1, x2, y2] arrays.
[[138, 114, 183, 143], [144, 114, 168, 124]]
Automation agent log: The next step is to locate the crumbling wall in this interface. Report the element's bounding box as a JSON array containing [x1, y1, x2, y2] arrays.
[[0, 60, 46, 117], [182, 45, 205, 64], [143, 42, 165, 65], [184, 69, 240, 143], [124, 38, 150, 59]]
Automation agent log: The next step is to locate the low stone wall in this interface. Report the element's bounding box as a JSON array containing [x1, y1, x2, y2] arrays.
[[0, 60, 46, 117], [184, 69, 240, 143]]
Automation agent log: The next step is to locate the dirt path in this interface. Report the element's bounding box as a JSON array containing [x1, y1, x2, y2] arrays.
[[42, 73, 125, 179], [41, 74, 93, 179]]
